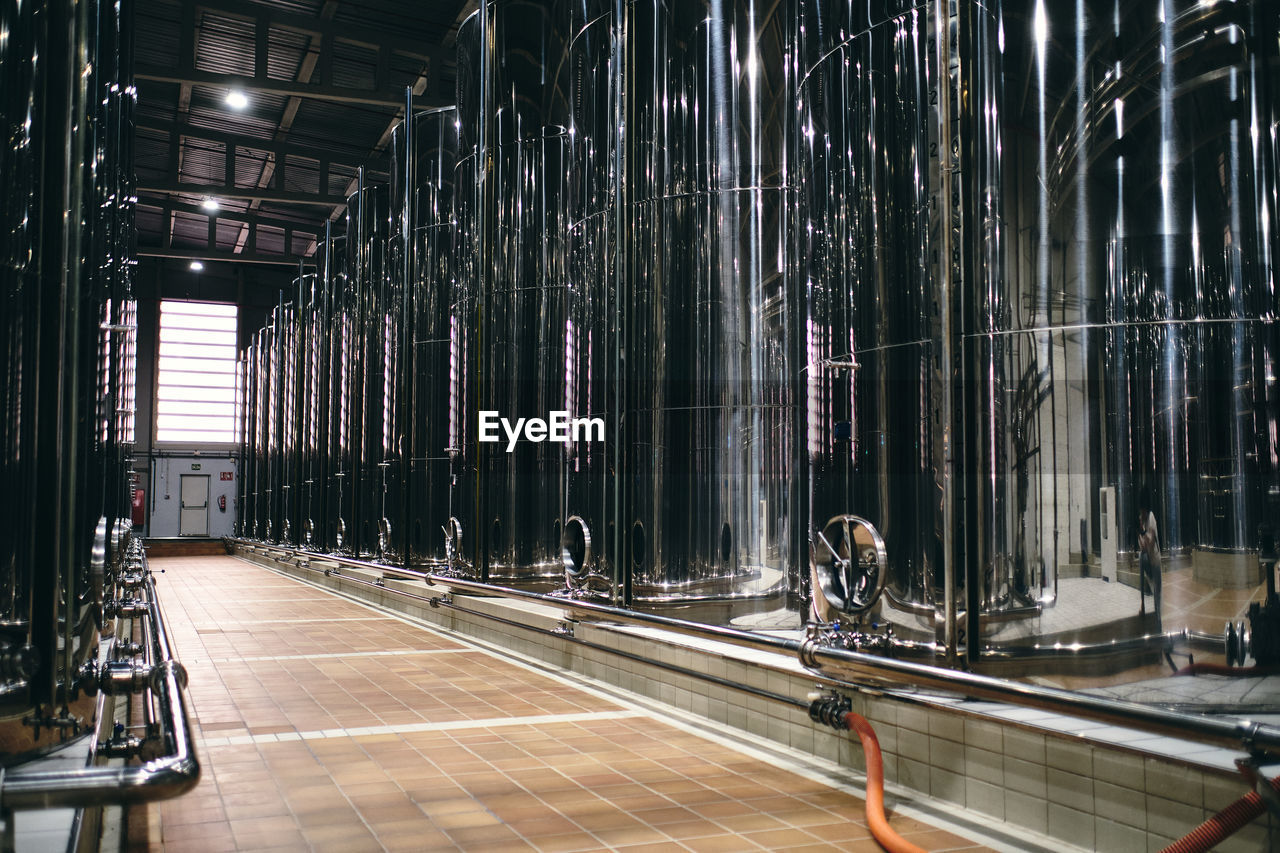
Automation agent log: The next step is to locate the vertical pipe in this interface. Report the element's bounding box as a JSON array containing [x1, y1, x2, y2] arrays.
[[294, 258, 305, 546], [934, 0, 959, 667], [476, 0, 491, 583], [613, 0, 627, 607], [274, 288, 285, 542], [400, 87, 414, 570], [355, 165, 365, 554], [321, 219, 333, 547]]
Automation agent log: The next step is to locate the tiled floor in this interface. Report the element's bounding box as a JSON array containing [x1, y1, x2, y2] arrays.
[[128, 555, 994, 852]]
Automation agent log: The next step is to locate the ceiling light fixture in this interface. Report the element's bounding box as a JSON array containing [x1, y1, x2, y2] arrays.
[[201, 197, 219, 212], [225, 90, 249, 110], [189, 261, 205, 272]]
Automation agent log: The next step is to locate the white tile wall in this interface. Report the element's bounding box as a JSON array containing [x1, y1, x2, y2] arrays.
[[241, 547, 1276, 853]]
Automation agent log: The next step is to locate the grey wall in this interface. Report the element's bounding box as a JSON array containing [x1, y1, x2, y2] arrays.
[[148, 454, 238, 538]]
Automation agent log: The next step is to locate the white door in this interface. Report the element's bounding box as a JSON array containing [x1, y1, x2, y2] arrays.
[[179, 475, 210, 536]]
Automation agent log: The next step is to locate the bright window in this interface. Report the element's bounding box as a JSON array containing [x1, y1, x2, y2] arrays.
[[155, 300, 238, 443]]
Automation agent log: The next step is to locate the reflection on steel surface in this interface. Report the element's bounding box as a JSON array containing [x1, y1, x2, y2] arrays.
[[233, 0, 1280, 705], [625, 0, 793, 602]]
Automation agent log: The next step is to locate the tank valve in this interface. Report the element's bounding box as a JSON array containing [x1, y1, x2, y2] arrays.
[[98, 723, 145, 760], [105, 598, 150, 619], [807, 690, 852, 730], [79, 660, 158, 696]]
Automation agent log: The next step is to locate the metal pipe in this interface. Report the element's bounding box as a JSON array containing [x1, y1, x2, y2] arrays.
[[934, 0, 959, 669], [438, 573, 1280, 754], [232, 538, 1280, 755], [266, 547, 809, 711], [399, 86, 414, 572], [0, 565, 199, 809]]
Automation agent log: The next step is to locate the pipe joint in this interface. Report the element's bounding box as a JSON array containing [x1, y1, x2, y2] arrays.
[[97, 730, 145, 761], [105, 598, 150, 620], [806, 690, 852, 731], [98, 661, 156, 696], [117, 572, 149, 590]]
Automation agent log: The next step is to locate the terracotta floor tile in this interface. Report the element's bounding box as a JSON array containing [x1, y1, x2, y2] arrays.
[[300, 823, 383, 848], [680, 833, 767, 852], [591, 825, 670, 847], [630, 805, 699, 826], [430, 808, 503, 830], [510, 815, 581, 838], [711, 812, 789, 834], [614, 843, 688, 853], [526, 831, 604, 853], [899, 828, 989, 850], [445, 823, 526, 846], [802, 820, 875, 843], [131, 556, 988, 853]]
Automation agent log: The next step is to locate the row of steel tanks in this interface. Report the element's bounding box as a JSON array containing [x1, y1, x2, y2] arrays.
[[0, 0, 149, 774], [239, 0, 1280, 680]]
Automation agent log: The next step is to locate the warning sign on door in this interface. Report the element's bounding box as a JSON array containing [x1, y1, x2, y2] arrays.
[[220, 472, 233, 481]]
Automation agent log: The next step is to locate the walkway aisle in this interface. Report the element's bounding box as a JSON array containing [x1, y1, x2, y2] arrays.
[[129, 556, 991, 852]]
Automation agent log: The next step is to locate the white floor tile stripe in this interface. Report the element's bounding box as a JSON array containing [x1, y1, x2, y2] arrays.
[[193, 648, 473, 664], [191, 616, 393, 628], [197, 709, 644, 748]]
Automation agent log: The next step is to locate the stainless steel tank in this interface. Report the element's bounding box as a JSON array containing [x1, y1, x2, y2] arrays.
[[346, 185, 391, 559], [237, 349, 253, 538], [279, 293, 301, 547], [623, 0, 794, 614], [476, 0, 572, 586], [561, 0, 618, 596], [325, 235, 356, 553], [952, 0, 1280, 659], [795, 1, 944, 622], [264, 306, 283, 543], [799, 0, 1280, 667], [298, 272, 325, 550], [450, 10, 483, 577], [391, 108, 460, 568]]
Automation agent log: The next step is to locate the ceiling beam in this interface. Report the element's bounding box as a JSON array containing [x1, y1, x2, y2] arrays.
[[175, 0, 448, 62], [134, 67, 451, 109], [138, 197, 322, 237], [138, 246, 316, 268], [137, 118, 369, 171], [137, 181, 348, 207]]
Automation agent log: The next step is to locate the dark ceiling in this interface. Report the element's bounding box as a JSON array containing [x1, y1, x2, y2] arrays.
[[133, 0, 473, 271]]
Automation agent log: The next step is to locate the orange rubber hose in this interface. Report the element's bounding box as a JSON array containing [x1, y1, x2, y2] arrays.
[[1160, 777, 1278, 853], [844, 712, 927, 853]]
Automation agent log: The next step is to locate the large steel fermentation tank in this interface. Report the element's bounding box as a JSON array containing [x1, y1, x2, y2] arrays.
[[264, 306, 285, 543], [237, 349, 253, 538], [798, 0, 1280, 662], [795, 1, 944, 623], [346, 185, 391, 559], [456, 2, 574, 586], [450, 16, 481, 576], [561, 0, 618, 595], [252, 322, 268, 540], [279, 294, 301, 547], [955, 0, 1280, 657], [623, 0, 794, 613], [390, 108, 460, 567], [0, 0, 142, 757], [297, 270, 325, 550], [324, 235, 356, 553]]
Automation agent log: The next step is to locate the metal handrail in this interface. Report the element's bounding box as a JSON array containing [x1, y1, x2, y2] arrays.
[[232, 538, 1280, 757], [422, 572, 1280, 756], [0, 560, 200, 810]]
